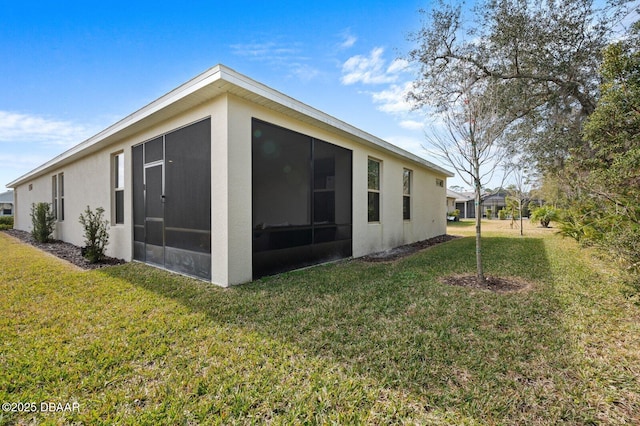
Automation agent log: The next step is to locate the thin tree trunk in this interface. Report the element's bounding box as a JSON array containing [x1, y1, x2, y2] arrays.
[[475, 190, 484, 284], [519, 198, 524, 237]]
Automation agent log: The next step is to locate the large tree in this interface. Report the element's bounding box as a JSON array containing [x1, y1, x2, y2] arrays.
[[407, 0, 630, 172], [567, 23, 640, 275]]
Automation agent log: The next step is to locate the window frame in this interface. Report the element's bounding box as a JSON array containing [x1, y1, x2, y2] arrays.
[[367, 158, 381, 223], [113, 152, 125, 225], [51, 174, 65, 221], [403, 168, 412, 221], [58, 172, 64, 221], [51, 175, 57, 220]]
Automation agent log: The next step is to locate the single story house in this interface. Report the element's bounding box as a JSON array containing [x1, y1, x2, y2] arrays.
[[0, 190, 13, 216], [446, 189, 457, 214], [451, 190, 475, 219], [482, 189, 509, 218], [8, 64, 453, 286]]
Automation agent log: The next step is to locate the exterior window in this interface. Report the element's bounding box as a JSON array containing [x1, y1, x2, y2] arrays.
[[52, 175, 57, 220], [368, 158, 381, 222], [403, 169, 411, 220], [114, 152, 125, 224], [51, 174, 64, 220], [58, 173, 64, 221], [436, 178, 444, 187]]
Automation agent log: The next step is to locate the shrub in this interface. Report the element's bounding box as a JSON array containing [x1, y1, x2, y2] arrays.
[[30, 203, 56, 242], [530, 205, 559, 228], [486, 208, 492, 219], [0, 216, 13, 230], [79, 206, 109, 263], [498, 208, 507, 220]]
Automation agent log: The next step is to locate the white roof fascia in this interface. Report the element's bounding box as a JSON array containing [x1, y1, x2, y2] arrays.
[[7, 66, 225, 187], [218, 66, 453, 176], [8, 64, 453, 187]]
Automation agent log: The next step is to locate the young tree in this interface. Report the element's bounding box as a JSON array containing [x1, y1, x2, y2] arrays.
[[30, 202, 56, 243], [424, 82, 509, 284], [504, 159, 532, 236], [79, 206, 110, 264]]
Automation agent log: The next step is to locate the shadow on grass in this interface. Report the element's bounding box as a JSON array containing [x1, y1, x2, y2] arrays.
[[446, 220, 475, 228], [100, 236, 574, 416]]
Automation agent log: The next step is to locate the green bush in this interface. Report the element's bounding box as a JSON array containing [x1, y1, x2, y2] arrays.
[[79, 206, 110, 263], [0, 216, 13, 230], [530, 205, 559, 228], [30, 203, 55, 242], [498, 209, 507, 220]]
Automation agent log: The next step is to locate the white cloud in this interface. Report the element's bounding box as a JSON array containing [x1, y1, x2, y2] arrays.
[[230, 40, 322, 81], [0, 153, 51, 170], [399, 119, 425, 131], [370, 81, 414, 114], [386, 58, 409, 74], [340, 47, 410, 85], [337, 29, 357, 49], [229, 41, 302, 60], [384, 135, 426, 157], [290, 63, 321, 82], [0, 111, 92, 147]]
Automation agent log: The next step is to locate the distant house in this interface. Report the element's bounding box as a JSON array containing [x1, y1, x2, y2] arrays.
[[482, 189, 509, 218], [8, 65, 453, 286], [446, 189, 457, 213], [0, 190, 13, 216], [449, 189, 475, 219], [448, 188, 518, 219]]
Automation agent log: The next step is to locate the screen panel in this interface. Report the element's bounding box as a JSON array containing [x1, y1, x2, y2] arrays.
[[145, 165, 163, 219], [164, 119, 211, 234], [132, 119, 212, 280], [252, 119, 352, 279], [252, 120, 311, 230], [145, 137, 163, 163]]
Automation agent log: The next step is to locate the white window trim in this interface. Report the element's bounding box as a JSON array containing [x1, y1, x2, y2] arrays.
[[113, 151, 125, 225], [403, 168, 412, 221], [368, 157, 382, 223]]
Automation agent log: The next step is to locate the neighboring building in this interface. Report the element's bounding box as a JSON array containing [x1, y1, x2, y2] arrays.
[[450, 190, 475, 219], [8, 65, 453, 287], [482, 189, 509, 218], [446, 189, 457, 213], [0, 190, 13, 216], [450, 188, 516, 219]]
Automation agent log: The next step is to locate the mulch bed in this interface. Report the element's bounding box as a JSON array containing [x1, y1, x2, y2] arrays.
[[3, 229, 125, 270], [358, 234, 532, 293], [440, 274, 533, 293], [360, 234, 458, 262]]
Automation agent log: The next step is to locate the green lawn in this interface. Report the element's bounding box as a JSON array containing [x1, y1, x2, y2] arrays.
[[1, 222, 639, 425]]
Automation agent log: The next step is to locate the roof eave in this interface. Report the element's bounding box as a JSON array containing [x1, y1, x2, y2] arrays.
[[8, 64, 453, 187]]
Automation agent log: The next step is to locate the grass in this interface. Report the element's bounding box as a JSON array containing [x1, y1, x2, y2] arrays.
[[1, 220, 639, 424]]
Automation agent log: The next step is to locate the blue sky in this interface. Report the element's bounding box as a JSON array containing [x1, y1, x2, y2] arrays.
[[0, 0, 468, 191]]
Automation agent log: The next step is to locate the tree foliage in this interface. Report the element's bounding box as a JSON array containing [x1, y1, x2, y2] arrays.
[[30, 202, 55, 243], [408, 0, 629, 172], [562, 24, 640, 277], [530, 205, 559, 228]]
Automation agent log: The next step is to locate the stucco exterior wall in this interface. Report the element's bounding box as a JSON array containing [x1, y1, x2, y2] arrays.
[[12, 89, 448, 287], [13, 99, 226, 268], [225, 95, 448, 273]]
